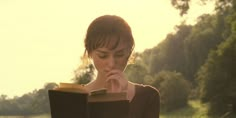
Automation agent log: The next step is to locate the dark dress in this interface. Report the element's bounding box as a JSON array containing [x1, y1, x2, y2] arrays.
[[129, 84, 160, 118]]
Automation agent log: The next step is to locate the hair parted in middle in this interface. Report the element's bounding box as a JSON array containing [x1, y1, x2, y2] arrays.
[[84, 15, 135, 58]]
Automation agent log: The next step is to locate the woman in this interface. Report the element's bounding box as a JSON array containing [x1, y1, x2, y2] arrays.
[[83, 15, 160, 118]]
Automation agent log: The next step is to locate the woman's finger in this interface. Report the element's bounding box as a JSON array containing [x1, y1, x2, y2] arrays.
[[105, 70, 128, 93]]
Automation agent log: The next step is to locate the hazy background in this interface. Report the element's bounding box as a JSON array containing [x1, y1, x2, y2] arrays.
[[0, 0, 214, 98]]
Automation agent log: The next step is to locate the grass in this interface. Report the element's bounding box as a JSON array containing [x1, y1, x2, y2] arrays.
[[0, 114, 50, 118], [160, 100, 209, 118]]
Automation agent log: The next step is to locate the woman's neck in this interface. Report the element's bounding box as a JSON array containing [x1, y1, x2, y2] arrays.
[[95, 73, 106, 86]]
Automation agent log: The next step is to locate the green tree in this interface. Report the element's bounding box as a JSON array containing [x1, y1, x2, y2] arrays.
[[197, 35, 236, 115], [143, 75, 154, 85], [152, 71, 191, 112], [149, 24, 191, 80], [31, 82, 58, 114], [0, 94, 8, 101], [0, 82, 58, 115], [171, 0, 190, 16], [135, 49, 152, 73], [73, 64, 95, 84], [170, 0, 236, 16], [184, 14, 224, 81], [125, 64, 148, 84], [16, 93, 35, 115]]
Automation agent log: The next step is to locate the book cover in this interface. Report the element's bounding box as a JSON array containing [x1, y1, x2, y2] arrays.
[[48, 83, 129, 118], [48, 90, 89, 118]]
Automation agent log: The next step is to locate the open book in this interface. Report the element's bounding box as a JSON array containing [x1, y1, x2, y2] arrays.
[[48, 83, 129, 118]]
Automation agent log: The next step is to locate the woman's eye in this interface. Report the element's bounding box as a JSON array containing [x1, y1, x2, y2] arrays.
[[115, 53, 125, 57], [98, 54, 107, 58]]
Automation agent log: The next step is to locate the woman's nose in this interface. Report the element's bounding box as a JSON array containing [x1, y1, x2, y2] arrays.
[[107, 56, 116, 69]]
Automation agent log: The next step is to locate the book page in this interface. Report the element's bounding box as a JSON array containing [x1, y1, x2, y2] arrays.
[[54, 83, 89, 94], [53, 82, 128, 102]]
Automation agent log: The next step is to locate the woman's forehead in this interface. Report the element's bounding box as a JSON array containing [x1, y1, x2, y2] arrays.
[[96, 35, 129, 49]]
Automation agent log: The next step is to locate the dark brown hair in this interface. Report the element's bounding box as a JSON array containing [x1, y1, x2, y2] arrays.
[[84, 15, 135, 57]]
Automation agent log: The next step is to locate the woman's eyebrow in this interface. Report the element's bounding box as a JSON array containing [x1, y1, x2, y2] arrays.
[[95, 50, 108, 54], [115, 48, 128, 53], [95, 48, 128, 53]]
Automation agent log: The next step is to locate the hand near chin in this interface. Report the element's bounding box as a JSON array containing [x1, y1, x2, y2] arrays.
[[104, 70, 128, 93]]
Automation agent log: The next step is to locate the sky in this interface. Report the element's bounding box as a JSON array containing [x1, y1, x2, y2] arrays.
[[0, 0, 215, 98]]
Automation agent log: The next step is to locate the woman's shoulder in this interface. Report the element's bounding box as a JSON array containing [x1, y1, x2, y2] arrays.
[[131, 83, 160, 104], [134, 83, 160, 96]]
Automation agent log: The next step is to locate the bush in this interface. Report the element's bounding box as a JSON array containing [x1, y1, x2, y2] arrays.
[[152, 71, 191, 112]]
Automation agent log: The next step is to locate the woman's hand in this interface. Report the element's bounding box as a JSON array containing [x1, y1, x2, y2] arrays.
[[104, 70, 128, 93]]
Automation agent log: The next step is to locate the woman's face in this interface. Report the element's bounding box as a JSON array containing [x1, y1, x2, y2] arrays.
[[90, 39, 130, 78]]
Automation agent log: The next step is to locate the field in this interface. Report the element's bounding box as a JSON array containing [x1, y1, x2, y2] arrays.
[[160, 100, 209, 118], [0, 100, 234, 118], [0, 114, 49, 118]]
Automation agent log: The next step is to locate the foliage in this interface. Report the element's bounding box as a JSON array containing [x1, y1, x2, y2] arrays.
[[149, 24, 192, 80], [170, 0, 236, 16], [184, 13, 224, 81], [0, 83, 58, 115], [160, 100, 209, 118], [195, 1, 236, 115], [125, 63, 148, 84], [152, 71, 191, 112], [197, 35, 236, 115], [72, 64, 95, 84], [143, 75, 154, 85], [171, 0, 190, 16], [135, 49, 152, 73], [31, 83, 58, 114]]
